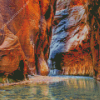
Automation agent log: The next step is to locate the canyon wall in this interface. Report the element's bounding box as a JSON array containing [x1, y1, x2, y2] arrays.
[[48, 0, 100, 81], [88, 0, 100, 80], [0, 0, 56, 79], [48, 0, 93, 76], [0, 0, 99, 81]]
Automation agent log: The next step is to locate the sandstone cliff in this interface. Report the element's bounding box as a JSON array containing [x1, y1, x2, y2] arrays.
[[48, 0, 93, 76], [0, 0, 56, 80], [48, 0, 100, 81], [0, 0, 99, 81], [88, 0, 100, 80]]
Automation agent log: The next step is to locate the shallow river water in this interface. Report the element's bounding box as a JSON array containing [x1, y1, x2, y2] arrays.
[[0, 76, 100, 100]]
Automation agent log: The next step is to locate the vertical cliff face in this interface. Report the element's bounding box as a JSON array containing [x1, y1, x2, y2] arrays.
[[0, 0, 99, 81], [48, 0, 93, 76], [0, 0, 57, 79], [88, 0, 100, 80]]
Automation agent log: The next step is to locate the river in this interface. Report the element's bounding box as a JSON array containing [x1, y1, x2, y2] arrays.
[[0, 76, 100, 100]]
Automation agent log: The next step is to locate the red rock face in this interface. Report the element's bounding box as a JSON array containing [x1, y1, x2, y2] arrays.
[[0, 0, 99, 81], [0, 0, 57, 78], [88, 0, 100, 80], [48, 0, 93, 76]]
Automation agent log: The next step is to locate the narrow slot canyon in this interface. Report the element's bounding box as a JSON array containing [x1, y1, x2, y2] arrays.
[[0, 0, 99, 83]]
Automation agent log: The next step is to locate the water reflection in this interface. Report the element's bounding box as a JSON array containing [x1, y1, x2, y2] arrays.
[[0, 76, 100, 100], [49, 77, 100, 100]]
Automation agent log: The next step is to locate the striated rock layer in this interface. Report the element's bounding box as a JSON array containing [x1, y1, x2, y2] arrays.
[[48, 0, 93, 76], [0, 0, 57, 79], [88, 0, 100, 80]]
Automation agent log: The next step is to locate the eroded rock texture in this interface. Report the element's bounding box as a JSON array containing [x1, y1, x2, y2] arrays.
[[88, 0, 100, 80], [0, 0, 56, 79], [48, 0, 93, 76]]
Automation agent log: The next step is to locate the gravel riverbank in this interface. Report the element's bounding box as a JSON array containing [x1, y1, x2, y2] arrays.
[[0, 75, 66, 87]]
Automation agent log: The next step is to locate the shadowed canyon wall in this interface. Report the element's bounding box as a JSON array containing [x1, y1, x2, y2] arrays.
[[88, 0, 100, 80], [48, 0, 100, 79], [48, 0, 93, 76], [0, 0, 57, 80]]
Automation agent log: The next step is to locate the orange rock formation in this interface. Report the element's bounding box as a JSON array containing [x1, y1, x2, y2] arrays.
[[0, 0, 57, 79]]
